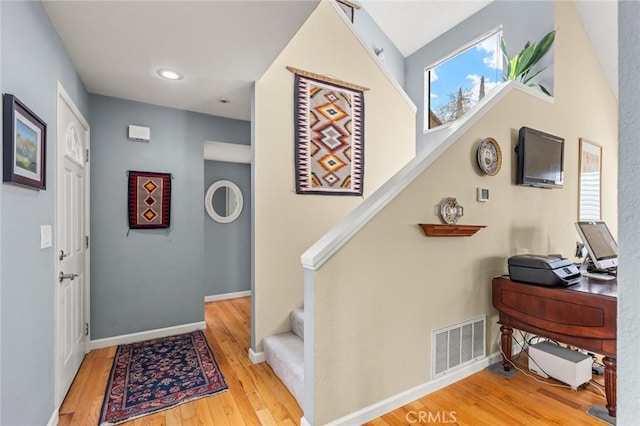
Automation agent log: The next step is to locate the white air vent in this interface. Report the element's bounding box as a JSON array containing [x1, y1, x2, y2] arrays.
[[432, 315, 485, 378]]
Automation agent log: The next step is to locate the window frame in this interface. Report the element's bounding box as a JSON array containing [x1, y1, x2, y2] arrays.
[[424, 26, 504, 133]]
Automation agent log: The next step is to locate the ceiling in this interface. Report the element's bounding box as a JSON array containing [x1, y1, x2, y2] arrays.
[[43, 1, 617, 123], [359, 0, 617, 98], [359, 0, 493, 57], [573, 1, 618, 98], [43, 0, 320, 121]]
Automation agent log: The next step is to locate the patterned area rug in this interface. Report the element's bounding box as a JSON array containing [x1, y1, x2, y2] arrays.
[[99, 331, 227, 425]]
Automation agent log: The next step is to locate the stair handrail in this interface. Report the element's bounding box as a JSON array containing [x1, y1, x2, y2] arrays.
[[301, 80, 553, 271]]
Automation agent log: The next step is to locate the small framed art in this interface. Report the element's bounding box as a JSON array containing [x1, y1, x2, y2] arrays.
[[578, 138, 602, 220], [3, 94, 47, 190]]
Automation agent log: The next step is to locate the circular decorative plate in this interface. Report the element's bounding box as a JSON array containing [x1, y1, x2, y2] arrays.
[[440, 197, 464, 225], [477, 137, 502, 176]]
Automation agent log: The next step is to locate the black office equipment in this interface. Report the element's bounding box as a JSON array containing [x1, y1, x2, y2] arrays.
[[575, 221, 618, 280], [508, 254, 581, 287]]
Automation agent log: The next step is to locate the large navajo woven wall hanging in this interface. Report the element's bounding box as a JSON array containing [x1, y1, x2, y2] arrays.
[[128, 170, 171, 229], [291, 67, 368, 196]]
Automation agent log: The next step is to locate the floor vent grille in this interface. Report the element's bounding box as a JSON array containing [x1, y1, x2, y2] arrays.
[[432, 315, 485, 378]]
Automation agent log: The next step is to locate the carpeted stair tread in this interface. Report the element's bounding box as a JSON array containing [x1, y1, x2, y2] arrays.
[[291, 308, 304, 341], [263, 332, 304, 408]]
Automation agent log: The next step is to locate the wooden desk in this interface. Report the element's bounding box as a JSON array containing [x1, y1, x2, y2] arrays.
[[492, 276, 617, 417]]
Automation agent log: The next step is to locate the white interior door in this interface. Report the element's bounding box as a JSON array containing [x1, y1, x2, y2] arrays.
[[55, 82, 90, 405]]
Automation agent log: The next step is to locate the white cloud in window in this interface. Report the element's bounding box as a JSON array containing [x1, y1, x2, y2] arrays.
[[430, 69, 438, 82], [476, 34, 502, 70], [466, 74, 501, 102], [430, 93, 438, 98]]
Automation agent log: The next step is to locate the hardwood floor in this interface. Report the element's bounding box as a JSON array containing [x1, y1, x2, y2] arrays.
[[58, 297, 303, 426], [60, 297, 609, 425], [365, 351, 608, 426]]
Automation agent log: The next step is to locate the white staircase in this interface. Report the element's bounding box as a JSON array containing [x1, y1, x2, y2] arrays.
[[263, 308, 304, 408]]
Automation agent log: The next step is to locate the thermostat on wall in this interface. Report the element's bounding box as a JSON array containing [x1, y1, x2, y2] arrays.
[[477, 187, 490, 202], [128, 125, 150, 142]]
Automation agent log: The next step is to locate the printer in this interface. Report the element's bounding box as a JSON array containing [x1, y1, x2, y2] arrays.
[[508, 254, 581, 287]]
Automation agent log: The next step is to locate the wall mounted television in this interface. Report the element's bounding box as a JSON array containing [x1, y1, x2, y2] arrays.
[[515, 127, 564, 188]]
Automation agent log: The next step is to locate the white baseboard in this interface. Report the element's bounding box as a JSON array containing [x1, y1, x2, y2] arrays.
[[204, 290, 251, 303], [308, 351, 504, 426], [90, 321, 206, 350], [248, 348, 265, 364], [47, 408, 59, 426]]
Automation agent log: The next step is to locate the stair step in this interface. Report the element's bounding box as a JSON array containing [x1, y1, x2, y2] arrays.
[[263, 332, 304, 408], [291, 308, 304, 341]]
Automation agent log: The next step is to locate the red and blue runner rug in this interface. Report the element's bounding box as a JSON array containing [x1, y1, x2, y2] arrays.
[[99, 330, 227, 425]]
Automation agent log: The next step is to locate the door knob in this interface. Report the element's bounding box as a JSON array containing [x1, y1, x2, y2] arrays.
[[59, 272, 78, 283]]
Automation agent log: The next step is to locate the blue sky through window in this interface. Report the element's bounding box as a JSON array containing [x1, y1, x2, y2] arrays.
[[427, 31, 503, 129]]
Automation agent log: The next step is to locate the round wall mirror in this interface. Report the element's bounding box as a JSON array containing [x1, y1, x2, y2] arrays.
[[205, 180, 243, 223]]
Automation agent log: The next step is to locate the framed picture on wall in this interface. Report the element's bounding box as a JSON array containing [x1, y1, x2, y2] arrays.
[[3, 94, 47, 190], [578, 138, 602, 220]]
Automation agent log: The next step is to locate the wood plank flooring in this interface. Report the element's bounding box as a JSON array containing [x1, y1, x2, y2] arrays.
[[366, 351, 608, 426], [58, 297, 303, 426], [60, 297, 609, 425]]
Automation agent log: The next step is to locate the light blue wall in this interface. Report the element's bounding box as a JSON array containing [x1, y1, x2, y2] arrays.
[[0, 1, 89, 424], [352, 3, 405, 87], [204, 160, 251, 296], [618, 1, 640, 421], [406, 0, 554, 152], [89, 95, 250, 339]]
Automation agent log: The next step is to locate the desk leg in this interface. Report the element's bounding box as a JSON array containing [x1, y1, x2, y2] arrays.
[[500, 325, 513, 371], [603, 356, 616, 417]]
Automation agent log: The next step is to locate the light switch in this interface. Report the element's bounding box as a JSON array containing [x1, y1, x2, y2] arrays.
[[477, 187, 490, 202], [40, 225, 52, 249]]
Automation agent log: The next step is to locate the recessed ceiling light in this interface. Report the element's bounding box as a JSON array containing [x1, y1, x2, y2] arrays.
[[157, 69, 183, 80]]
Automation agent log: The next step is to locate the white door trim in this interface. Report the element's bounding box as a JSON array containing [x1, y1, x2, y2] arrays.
[[54, 81, 91, 406]]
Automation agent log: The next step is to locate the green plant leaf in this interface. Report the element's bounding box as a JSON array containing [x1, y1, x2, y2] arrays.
[[515, 43, 538, 78], [509, 53, 521, 80], [500, 37, 509, 59], [522, 68, 546, 84], [501, 29, 557, 96], [500, 37, 511, 78], [538, 84, 551, 96], [529, 30, 556, 69]]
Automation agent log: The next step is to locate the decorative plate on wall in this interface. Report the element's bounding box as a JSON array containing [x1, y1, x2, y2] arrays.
[[440, 197, 464, 225], [477, 137, 502, 176]]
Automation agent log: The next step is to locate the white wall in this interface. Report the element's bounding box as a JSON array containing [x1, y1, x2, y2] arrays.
[[351, 1, 405, 87], [617, 1, 640, 422], [253, 1, 416, 352], [307, 1, 617, 423]]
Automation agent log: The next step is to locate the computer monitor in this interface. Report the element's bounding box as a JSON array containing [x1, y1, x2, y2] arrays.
[[575, 221, 618, 271]]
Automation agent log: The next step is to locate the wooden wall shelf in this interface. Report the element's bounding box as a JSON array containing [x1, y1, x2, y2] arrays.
[[419, 224, 486, 237]]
